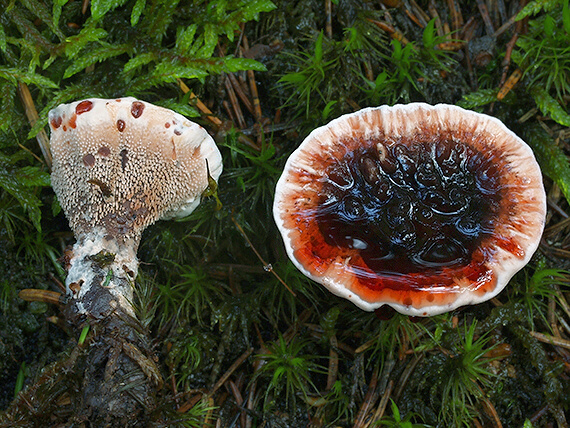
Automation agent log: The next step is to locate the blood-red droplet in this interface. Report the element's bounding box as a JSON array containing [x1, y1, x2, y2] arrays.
[[50, 116, 62, 129], [76, 100, 93, 115], [117, 119, 125, 132], [131, 101, 145, 118], [68, 114, 77, 129]]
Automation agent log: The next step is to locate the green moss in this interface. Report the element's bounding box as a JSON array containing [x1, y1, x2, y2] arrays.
[[1, 0, 569, 426]]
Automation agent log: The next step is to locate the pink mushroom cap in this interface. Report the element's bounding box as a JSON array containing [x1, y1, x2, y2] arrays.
[[273, 103, 546, 316]]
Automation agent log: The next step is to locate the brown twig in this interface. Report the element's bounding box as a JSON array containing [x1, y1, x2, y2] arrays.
[[242, 34, 263, 123], [428, 1, 444, 37], [177, 78, 223, 127], [18, 289, 63, 306], [481, 395, 503, 428], [353, 364, 380, 428], [368, 19, 410, 44], [530, 331, 570, 350], [17, 82, 52, 169], [326, 334, 339, 390], [493, 12, 517, 38], [227, 72, 254, 115], [393, 355, 422, 400], [498, 31, 519, 90], [224, 75, 247, 129], [368, 380, 394, 426], [209, 347, 254, 395], [497, 68, 522, 101], [476, 0, 495, 35], [446, 0, 463, 31], [325, 0, 332, 38], [177, 393, 204, 414]]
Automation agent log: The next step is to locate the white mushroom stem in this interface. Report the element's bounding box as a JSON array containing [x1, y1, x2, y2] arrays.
[[45, 97, 222, 424], [65, 227, 139, 317]]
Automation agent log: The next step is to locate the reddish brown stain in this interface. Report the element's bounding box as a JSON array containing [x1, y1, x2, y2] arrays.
[[68, 114, 77, 129], [98, 146, 111, 156], [131, 101, 145, 118], [76, 100, 94, 115], [165, 122, 171, 128], [174, 129, 182, 136], [495, 236, 525, 258], [50, 116, 62, 129], [117, 119, 126, 132], [62, 125, 67, 132], [83, 154, 95, 167]]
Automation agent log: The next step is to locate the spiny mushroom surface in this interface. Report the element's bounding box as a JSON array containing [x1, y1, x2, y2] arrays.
[[50, 97, 222, 248], [273, 103, 546, 316], [49, 97, 222, 312]]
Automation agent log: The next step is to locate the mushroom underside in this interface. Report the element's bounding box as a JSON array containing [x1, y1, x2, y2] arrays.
[[274, 104, 546, 316]]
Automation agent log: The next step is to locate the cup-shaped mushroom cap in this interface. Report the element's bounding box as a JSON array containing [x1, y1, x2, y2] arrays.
[[49, 97, 222, 245], [273, 103, 546, 316]]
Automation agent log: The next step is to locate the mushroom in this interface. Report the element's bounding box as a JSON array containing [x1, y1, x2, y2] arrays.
[[273, 103, 546, 317], [49, 97, 222, 317]]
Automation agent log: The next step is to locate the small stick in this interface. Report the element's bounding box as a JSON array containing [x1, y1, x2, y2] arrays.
[[497, 68, 522, 101], [409, 0, 430, 27], [405, 9, 423, 28], [325, 0, 332, 38], [222, 100, 237, 125], [393, 355, 422, 400], [17, 83, 52, 169], [177, 78, 223, 127], [476, 0, 495, 35], [496, 0, 508, 23], [481, 395, 503, 428], [326, 334, 339, 390], [368, 19, 410, 44], [203, 396, 215, 428], [353, 364, 380, 428], [498, 31, 519, 89], [242, 35, 263, 123], [245, 379, 257, 428], [228, 72, 254, 115], [209, 347, 254, 395], [428, 0, 445, 37], [493, 12, 517, 38], [446, 0, 463, 30], [224, 75, 247, 129], [18, 289, 63, 306], [177, 393, 203, 414], [17, 143, 44, 164], [368, 380, 394, 426], [530, 331, 570, 350], [228, 379, 246, 428], [518, 108, 538, 124]]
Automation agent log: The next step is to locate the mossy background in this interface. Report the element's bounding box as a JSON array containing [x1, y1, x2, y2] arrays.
[[1, 0, 569, 426]]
